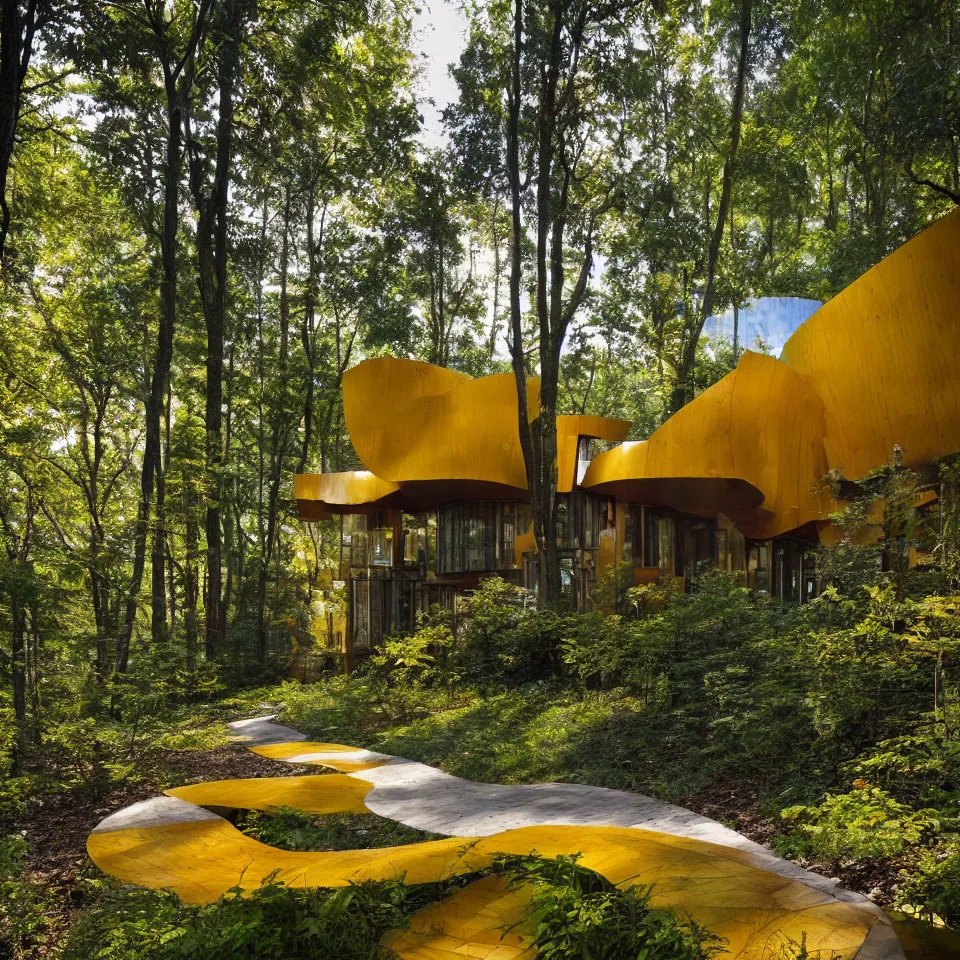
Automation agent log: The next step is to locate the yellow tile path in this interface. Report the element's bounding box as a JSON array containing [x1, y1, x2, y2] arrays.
[[166, 773, 373, 815], [86, 719, 905, 960]]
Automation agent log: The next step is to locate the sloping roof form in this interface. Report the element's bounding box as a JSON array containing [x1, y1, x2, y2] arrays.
[[344, 357, 540, 490], [583, 351, 835, 537], [780, 207, 960, 481], [298, 210, 960, 536], [583, 208, 960, 537]]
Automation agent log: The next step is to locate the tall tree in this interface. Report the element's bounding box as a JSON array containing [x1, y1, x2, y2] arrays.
[[670, 0, 753, 411], [453, 0, 642, 604], [185, 0, 243, 660], [0, 0, 56, 262], [71, 0, 214, 670]]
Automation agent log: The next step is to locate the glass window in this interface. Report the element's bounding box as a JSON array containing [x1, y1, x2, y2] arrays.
[[749, 543, 770, 593], [643, 510, 657, 566], [642, 510, 676, 573], [517, 502, 531, 535], [802, 550, 819, 602], [556, 495, 570, 546], [502, 503, 515, 566], [624, 506, 635, 563], [658, 516, 675, 573], [369, 528, 392, 566], [402, 513, 420, 565], [714, 529, 728, 568], [437, 502, 521, 574], [424, 513, 437, 574], [583, 495, 600, 549]]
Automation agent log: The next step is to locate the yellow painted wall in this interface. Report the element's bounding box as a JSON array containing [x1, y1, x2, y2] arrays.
[[555, 415, 631, 493], [781, 208, 960, 481], [583, 352, 836, 539], [343, 358, 539, 489]]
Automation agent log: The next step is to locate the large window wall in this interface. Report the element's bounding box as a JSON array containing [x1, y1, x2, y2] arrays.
[[344, 511, 394, 568], [437, 501, 526, 574], [555, 492, 609, 549]]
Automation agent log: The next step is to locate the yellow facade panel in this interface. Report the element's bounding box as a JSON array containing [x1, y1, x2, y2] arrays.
[[781, 208, 960, 481], [555, 415, 631, 493], [343, 357, 539, 489], [582, 352, 835, 538]]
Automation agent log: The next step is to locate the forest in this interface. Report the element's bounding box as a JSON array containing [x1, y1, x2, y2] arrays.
[[2, 0, 960, 957]]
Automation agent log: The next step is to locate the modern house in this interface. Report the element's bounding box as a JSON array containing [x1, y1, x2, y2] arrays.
[[295, 208, 960, 665]]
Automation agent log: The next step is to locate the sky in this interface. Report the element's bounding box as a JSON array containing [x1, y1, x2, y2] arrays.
[[412, 0, 469, 147], [704, 298, 823, 357], [406, 6, 819, 363]]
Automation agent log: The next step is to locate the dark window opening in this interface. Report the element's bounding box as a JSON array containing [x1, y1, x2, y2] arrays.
[[644, 510, 676, 573], [438, 501, 523, 574]]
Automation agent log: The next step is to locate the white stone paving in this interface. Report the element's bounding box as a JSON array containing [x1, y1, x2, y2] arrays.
[[228, 716, 905, 959], [92, 795, 221, 833], [228, 715, 307, 745]]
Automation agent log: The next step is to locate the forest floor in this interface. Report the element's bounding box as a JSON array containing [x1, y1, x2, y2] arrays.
[[3, 682, 951, 957], [13, 743, 313, 957], [682, 778, 908, 906]]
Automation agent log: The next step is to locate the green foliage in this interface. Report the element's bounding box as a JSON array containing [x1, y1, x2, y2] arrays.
[[371, 618, 455, 685], [63, 877, 470, 960], [373, 578, 572, 689], [0, 833, 51, 957], [591, 561, 637, 615], [846, 719, 960, 808], [494, 854, 724, 960], [897, 836, 960, 928], [779, 786, 941, 863], [238, 808, 442, 852]]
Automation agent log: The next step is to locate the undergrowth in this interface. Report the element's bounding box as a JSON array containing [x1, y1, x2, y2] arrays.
[[238, 808, 444, 851]]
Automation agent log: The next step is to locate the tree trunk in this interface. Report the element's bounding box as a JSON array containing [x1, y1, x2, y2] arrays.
[[670, 0, 752, 414], [0, 0, 43, 262], [298, 184, 318, 475], [116, 58, 192, 680], [186, 0, 239, 660], [506, 0, 538, 604], [10, 597, 27, 770], [184, 484, 199, 672], [28, 599, 40, 745], [488, 197, 502, 356]]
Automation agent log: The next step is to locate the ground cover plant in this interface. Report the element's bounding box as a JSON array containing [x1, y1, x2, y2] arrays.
[[237, 808, 445, 852], [493, 854, 724, 960]]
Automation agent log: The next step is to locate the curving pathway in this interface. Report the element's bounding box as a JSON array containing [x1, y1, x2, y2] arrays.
[[86, 715, 906, 960]]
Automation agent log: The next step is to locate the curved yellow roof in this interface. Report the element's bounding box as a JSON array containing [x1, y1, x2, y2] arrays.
[[556, 415, 631, 493], [585, 210, 960, 536], [583, 351, 835, 537], [781, 207, 960, 481], [344, 357, 540, 489], [297, 210, 960, 535], [294, 471, 401, 516]]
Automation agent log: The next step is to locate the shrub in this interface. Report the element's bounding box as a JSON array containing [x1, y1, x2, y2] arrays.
[[845, 723, 960, 807], [592, 562, 636, 615], [1, 833, 50, 956], [494, 854, 724, 960], [778, 785, 941, 862], [896, 835, 960, 927], [64, 876, 473, 960]]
